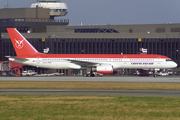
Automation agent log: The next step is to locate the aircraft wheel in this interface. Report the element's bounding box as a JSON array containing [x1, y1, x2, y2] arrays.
[[91, 74, 95, 77]]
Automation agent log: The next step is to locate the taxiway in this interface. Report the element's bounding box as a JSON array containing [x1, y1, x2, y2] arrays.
[[0, 76, 180, 83]]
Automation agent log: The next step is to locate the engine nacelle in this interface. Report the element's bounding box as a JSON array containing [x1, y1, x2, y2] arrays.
[[92, 65, 113, 74]]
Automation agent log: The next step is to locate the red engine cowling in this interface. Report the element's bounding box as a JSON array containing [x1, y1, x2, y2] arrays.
[[93, 65, 113, 74]]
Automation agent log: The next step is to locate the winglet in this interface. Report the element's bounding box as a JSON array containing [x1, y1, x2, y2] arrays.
[[7, 28, 39, 56]]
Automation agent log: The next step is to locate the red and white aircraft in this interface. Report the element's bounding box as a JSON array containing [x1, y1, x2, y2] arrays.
[[6, 28, 177, 76]]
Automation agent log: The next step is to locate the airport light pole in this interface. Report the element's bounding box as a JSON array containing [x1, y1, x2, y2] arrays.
[[176, 50, 179, 67]]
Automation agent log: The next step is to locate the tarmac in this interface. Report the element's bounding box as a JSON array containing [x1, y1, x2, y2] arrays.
[[0, 76, 180, 83], [0, 89, 180, 97]]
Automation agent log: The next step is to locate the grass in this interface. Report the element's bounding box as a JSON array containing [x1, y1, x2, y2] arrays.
[[1, 82, 180, 119], [0, 95, 180, 120], [0, 81, 180, 90]]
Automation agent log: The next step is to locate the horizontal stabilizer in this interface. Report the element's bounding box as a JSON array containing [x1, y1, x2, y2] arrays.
[[5, 56, 29, 62]]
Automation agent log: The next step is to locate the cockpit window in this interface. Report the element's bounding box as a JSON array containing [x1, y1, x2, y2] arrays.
[[166, 59, 173, 61]]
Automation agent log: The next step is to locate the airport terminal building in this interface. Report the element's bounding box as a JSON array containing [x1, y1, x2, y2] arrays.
[[0, 1, 180, 75]]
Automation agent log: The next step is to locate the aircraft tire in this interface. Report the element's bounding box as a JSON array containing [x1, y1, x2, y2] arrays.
[[91, 74, 95, 77]]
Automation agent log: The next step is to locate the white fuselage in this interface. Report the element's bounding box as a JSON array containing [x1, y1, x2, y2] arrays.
[[12, 57, 177, 70]]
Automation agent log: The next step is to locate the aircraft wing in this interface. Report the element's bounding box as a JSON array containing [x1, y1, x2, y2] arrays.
[[67, 59, 100, 67]]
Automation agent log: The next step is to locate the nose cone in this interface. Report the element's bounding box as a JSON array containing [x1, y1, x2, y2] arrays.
[[172, 62, 178, 68]]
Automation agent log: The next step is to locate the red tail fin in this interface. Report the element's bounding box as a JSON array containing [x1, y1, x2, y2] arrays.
[[7, 28, 39, 56]]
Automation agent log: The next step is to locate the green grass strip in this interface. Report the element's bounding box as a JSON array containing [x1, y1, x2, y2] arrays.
[[0, 95, 180, 120], [1, 81, 180, 90]]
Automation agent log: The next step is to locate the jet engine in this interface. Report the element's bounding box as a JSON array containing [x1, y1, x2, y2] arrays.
[[92, 65, 114, 74]]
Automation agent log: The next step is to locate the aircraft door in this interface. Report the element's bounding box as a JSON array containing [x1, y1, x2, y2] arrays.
[[123, 56, 127, 65], [157, 57, 161, 66], [37, 56, 40, 64]]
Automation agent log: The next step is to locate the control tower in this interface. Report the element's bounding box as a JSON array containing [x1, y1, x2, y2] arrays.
[[31, 0, 68, 19]]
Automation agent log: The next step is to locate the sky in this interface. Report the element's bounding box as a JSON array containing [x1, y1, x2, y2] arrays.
[[0, 0, 180, 25]]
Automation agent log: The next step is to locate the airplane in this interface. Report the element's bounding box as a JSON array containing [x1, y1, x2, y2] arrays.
[[6, 28, 177, 77]]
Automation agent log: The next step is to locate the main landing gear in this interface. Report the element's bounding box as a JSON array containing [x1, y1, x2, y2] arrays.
[[83, 70, 95, 77]]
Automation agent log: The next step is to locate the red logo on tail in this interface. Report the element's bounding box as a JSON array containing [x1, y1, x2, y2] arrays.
[[15, 39, 24, 49]]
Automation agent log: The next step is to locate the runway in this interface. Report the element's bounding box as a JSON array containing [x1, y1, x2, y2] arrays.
[[1, 76, 180, 83], [0, 89, 180, 97]]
